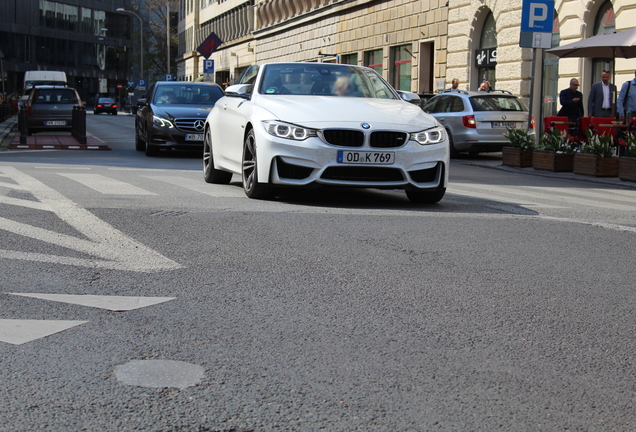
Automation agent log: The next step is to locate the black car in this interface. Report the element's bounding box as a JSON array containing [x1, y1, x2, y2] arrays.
[[25, 85, 82, 135], [94, 97, 118, 115], [135, 81, 224, 156]]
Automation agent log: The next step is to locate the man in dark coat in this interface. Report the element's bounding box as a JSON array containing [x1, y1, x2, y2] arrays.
[[588, 70, 616, 117], [558, 78, 584, 121]]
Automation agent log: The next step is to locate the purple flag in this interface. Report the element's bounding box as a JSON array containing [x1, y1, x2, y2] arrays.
[[197, 32, 223, 59]]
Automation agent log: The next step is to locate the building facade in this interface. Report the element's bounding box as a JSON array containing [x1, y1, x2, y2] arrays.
[[0, 0, 133, 104], [177, 0, 636, 121]]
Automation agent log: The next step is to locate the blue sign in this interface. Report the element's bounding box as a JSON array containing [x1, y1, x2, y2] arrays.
[[137, 79, 146, 90], [128, 80, 135, 87], [164, 74, 174, 81], [521, 0, 554, 33], [204, 59, 214, 74]]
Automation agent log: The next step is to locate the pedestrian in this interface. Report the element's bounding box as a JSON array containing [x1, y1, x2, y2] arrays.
[[478, 80, 491, 91], [450, 78, 459, 90], [557, 78, 584, 121], [617, 70, 636, 121], [588, 70, 616, 118]]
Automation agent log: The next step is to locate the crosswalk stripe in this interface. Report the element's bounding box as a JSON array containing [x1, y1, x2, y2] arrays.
[[57, 173, 157, 195], [143, 175, 244, 197], [450, 182, 636, 211]]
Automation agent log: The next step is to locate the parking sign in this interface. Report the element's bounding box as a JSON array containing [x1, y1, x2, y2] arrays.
[[204, 59, 214, 74], [521, 0, 554, 33]]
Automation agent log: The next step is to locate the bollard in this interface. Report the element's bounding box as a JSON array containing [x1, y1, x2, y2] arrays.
[[72, 105, 87, 144], [18, 104, 28, 144]]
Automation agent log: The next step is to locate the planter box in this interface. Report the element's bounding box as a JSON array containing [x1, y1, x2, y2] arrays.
[[502, 147, 533, 167], [619, 157, 636, 182], [573, 153, 619, 177], [533, 150, 574, 172]]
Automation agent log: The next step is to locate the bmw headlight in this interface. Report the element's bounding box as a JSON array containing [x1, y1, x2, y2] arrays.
[[411, 126, 446, 145], [153, 115, 174, 129], [263, 120, 317, 141]]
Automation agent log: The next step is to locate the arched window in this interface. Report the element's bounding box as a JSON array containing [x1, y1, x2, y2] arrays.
[[476, 12, 497, 89], [592, 1, 615, 84]]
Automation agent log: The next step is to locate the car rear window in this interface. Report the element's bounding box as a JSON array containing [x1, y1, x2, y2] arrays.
[[470, 96, 525, 112], [33, 89, 78, 104]]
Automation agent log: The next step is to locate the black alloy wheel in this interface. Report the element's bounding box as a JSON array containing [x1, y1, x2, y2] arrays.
[[203, 128, 232, 184], [242, 129, 273, 199]]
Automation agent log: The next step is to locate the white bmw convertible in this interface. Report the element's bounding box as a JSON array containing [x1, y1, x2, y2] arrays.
[[203, 62, 449, 203]]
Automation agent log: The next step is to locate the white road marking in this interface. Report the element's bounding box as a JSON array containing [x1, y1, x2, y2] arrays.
[[7, 293, 175, 311], [0, 319, 88, 345], [143, 175, 243, 197], [450, 182, 636, 212], [58, 173, 157, 195], [0, 166, 184, 272]]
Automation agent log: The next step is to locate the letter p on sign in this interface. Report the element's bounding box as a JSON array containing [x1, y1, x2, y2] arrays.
[[521, 0, 554, 33]]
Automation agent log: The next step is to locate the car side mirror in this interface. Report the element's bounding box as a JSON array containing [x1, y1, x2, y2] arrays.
[[397, 91, 421, 105], [137, 98, 148, 106], [225, 84, 252, 99]]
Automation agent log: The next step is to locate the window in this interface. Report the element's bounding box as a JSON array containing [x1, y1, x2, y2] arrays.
[[392, 45, 412, 91], [341, 54, 358, 66], [365, 49, 383, 75]]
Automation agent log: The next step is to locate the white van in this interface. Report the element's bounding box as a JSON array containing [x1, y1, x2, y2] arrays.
[[24, 71, 67, 89]]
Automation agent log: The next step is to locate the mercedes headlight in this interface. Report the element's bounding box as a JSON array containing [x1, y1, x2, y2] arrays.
[[153, 115, 174, 129], [263, 120, 317, 141], [410, 126, 445, 145]]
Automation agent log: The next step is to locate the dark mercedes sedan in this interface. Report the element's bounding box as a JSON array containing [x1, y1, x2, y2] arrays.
[[135, 82, 224, 156]]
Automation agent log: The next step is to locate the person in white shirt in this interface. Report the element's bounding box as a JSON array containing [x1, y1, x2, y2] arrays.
[[588, 70, 616, 117]]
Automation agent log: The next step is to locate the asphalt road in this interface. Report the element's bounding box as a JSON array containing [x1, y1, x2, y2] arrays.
[[1, 114, 636, 431]]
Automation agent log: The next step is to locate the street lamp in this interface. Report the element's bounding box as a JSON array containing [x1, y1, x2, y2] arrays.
[[116, 8, 143, 81]]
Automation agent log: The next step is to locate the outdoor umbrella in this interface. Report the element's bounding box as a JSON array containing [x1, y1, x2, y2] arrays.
[[546, 27, 636, 59]]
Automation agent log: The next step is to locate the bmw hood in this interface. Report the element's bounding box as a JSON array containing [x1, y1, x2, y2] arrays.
[[151, 104, 213, 119], [253, 95, 439, 131]]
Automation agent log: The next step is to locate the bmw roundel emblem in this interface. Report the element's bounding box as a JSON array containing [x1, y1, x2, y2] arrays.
[[361, 123, 371, 129]]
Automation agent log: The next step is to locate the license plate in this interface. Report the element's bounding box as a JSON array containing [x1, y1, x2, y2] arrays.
[[185, 134, 204, 141], [46, 121, 66, 126], [492, 121, 516, 128], [337, 150, 395, 164]]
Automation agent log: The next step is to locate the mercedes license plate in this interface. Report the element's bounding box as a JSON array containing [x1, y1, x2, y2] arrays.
[[492, 121, 516, 128], [337, 150, 394, 165], [185, 134, 204, 141], [46, 121, 66, 126]]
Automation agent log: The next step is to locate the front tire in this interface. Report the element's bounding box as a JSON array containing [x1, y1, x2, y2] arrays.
[[144, 126, 157, 156], [242, 129, 273, 199], [135, 121, 145, 151], [203, 129, 232, 184], [406, 188, 446, 204]]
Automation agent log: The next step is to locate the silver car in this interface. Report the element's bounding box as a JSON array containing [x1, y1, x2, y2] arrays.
[[421, 89, 535, 157]]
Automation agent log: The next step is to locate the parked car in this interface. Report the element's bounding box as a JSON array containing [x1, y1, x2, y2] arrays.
[[135, 81, 224, 155], [25, 85, 82, 135], [202, 62, 449, 204], [421, 89, 535, 158], [94, 97, 118, 115], [416, 92, 438, 109]]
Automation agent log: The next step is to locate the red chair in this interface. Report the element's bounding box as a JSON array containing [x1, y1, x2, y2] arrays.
[[586, 117, 617, 138], [543, 116, 569, 134]]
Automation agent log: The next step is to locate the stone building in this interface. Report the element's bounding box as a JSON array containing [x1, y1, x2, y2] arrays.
[[178, 0, 636, 121]]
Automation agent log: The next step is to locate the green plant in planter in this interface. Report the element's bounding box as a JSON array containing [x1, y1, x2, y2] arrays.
[[503, 128, 535, 151], [580, 130, 616, 158], [622, 132, 636, 158], [537, 128, 575, 153]]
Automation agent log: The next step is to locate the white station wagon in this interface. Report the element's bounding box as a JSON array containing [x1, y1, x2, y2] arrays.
[[203, 62, 449, 204]]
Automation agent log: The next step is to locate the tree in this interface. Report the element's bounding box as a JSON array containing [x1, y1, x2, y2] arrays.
[[131, 0, 179, 82]]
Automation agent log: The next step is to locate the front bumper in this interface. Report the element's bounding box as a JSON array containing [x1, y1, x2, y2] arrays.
[[253, 126, 449, 191]]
